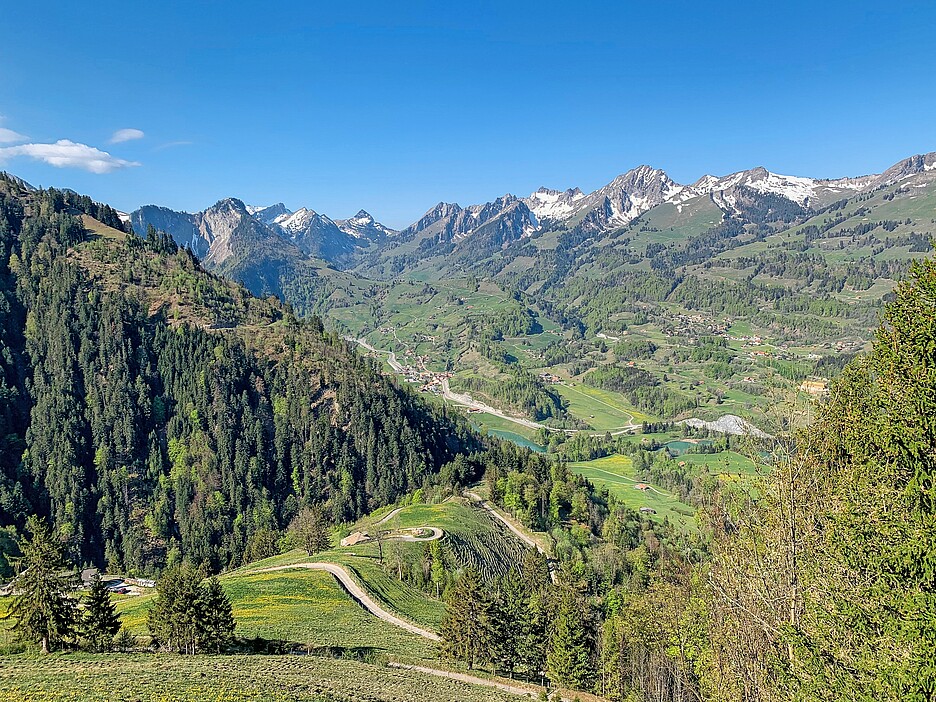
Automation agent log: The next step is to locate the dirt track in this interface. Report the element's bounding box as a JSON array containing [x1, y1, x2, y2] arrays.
[[255, 562, 440, 641]]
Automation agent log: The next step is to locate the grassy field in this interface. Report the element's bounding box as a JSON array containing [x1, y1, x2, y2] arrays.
[[554, 382, 654, 430], [569, 455, 698, 530], [677, 450, 760, 476], [0, 653, 531, 702], [115, 568, 436, 660], [121, 499, 531, 656], [360, 500, 532, 581]]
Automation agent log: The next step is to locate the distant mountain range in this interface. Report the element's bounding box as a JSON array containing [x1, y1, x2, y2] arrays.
[[126, 151, 936, 306]]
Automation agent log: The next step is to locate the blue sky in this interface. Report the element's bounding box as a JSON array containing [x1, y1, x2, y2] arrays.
[[1, 1, 934, 227]]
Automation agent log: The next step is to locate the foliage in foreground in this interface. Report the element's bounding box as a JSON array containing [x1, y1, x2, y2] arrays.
[[707, 257, 936, 702], [2, 516, 79, 653]]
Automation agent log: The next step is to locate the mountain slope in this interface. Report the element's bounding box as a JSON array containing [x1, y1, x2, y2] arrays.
[[0, 173, 480, 573]]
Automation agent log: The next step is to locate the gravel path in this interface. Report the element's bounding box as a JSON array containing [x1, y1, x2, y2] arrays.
[[255, 562, 440, 641], [388, 662, 568, 700]]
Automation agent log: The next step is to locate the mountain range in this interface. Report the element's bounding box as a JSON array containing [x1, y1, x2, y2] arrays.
[[130, 152, 936, 275]]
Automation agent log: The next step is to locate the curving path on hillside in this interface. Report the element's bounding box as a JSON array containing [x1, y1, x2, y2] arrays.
[[391, 527, 443, 542], [388, 662, 577, 702], [255, 562, 441, 641], [374, 507, 405, 525]]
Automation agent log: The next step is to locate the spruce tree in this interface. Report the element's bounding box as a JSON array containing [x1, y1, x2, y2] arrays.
[[439, 568, 488, 670], [82, 573, 121, 651], [546, 585, 594, 690], [4, 516, 79, 653], [197, 577, 236, 653], [488, 571, 526, 677], [147, 563, 205, 654]]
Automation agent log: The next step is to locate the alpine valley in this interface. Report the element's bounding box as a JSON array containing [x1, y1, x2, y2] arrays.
[[2, 148, 936, 702], [132, 151, 936, 443]]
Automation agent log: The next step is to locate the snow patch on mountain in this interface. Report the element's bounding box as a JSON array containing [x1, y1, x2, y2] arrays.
[[336, 209, 397, 240], [526, 187, 586, 220]]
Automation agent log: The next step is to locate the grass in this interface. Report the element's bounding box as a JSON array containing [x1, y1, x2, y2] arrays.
[[568, 455, 698, 531], [677, 450, 760, 477], [110, 499, 529, 658], [360, 500, 532, 581], [115, 568, 436, 660], [0, 653, 530, 702], [554, 382, 654, 431]]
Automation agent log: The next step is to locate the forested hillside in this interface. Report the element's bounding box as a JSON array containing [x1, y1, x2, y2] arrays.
[[0, 173, 479, 574]]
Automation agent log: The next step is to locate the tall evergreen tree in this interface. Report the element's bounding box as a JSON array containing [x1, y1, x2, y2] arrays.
[[547, 584, 594, 690], [197, 577, 235, 653], [147, 563, 205, 654], [3, 516, 79, 653], [81, 573, 121, 652], [439, 568, 488, 670], [488, 571, 527, 677], [707, 256, 936, 701]]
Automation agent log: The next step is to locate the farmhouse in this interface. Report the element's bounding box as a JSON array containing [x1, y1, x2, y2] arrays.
[[799, 379, 829, 395]]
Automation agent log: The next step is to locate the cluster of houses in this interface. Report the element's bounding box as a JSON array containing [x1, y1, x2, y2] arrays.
[[79, 567, 154, 595], [398, 362, 452, 394], [662, 314, 731, 341]]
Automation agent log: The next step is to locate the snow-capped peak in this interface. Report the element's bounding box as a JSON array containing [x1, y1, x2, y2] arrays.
[[674, 168, 817, 206], [274, 207, 320, 233], [525, 186, 586, 220], [335, 209, 398, 241], [349, 210, 374, 225]]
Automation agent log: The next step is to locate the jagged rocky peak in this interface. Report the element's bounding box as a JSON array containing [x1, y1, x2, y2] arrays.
[[248, 202, 291, 224], [273, 207, 327, 233], [349, 209, 374, 223], [525, 186, 586, 220], [872, 152, 936, 188], [402, 202, 464, 236], [336, 209, 398, 241]]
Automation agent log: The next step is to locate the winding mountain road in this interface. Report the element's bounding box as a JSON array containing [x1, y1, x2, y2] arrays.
[[374, 507, 405, 525], [347, 336, 641, 437]]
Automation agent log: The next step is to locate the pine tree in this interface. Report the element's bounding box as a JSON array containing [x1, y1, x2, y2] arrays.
[[82, 573, 121, 651], [488, 571, 526, 677], [197, 577, 236, 653], [3, 516, 79, 653], [439, 568, 487, 670], [547, 585, 594, 690], [147, 563, 205, 654]]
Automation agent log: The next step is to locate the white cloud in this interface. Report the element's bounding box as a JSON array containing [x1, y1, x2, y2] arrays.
[[109, 128, 145, 144], [0, 127, 28, 144], [0, 139, 141, 174], [154, 140, 193, 151]]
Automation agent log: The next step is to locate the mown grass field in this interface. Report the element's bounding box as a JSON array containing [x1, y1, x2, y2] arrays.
[[121, 499, 530, 657], [115, 568, 436, 660], [677, 450, 760, 476], [569, 455, 698, 530], [554, 382, 654, 430], [0, 653, 530, 702], [360, 499, 532, 581]]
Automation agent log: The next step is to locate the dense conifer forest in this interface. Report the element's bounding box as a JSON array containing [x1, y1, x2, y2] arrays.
[[0, 174, 479, 574]]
